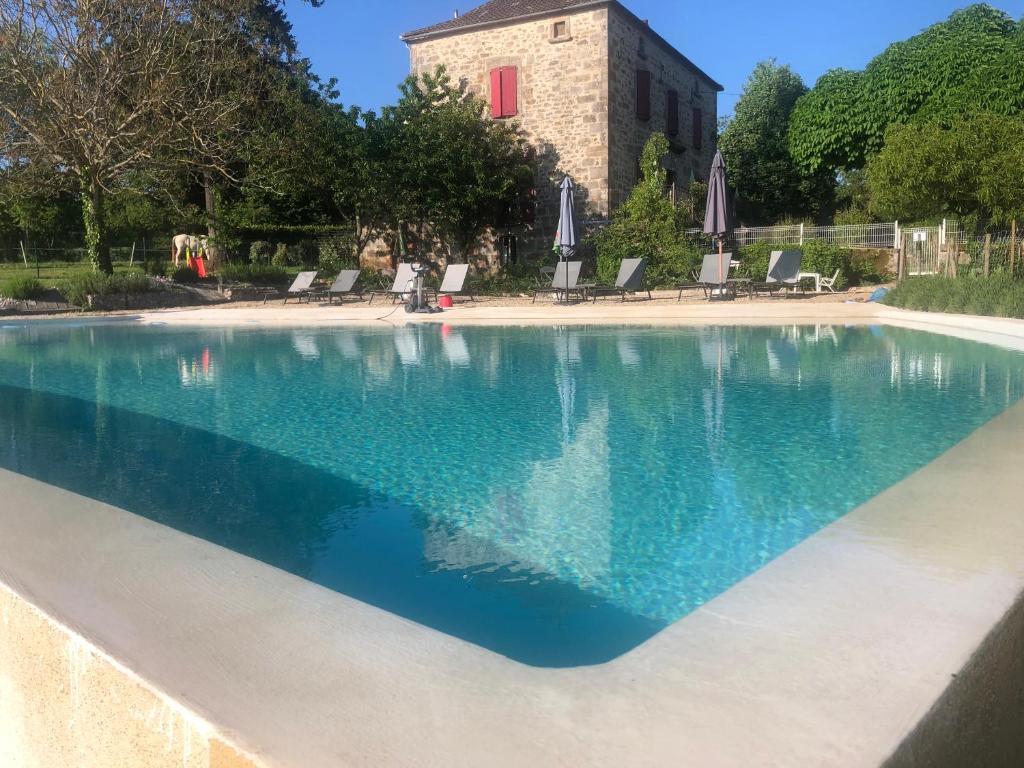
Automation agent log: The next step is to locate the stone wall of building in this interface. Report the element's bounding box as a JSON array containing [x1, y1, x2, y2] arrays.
[[408, 8, 611, 265], [606, 8, 719, 211]]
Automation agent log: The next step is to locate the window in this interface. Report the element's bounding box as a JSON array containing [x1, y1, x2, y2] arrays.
[[551, 20, 570, 41], [500, 234, 518, 265], [636, 69, 651, 121], [490, 66, 518, 119], [692, 108, 703, 149], [666, 90, 679, 137]]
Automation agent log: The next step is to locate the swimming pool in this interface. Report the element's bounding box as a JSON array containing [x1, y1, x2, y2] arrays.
[[1, 322, 1022, 666]]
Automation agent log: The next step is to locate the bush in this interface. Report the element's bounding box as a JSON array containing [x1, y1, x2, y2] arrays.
[[144, 255, 168, 277], [883, 276, 1024, 319], [318, 235, 357, 276], [735, 242, 773, 280], [171, 266, 201, 284], [471, 263, 538, 295], [271, 243, 289, 267], [249, 240, 272, 264], [801, 240, 851, 290], [61, 272, 154, 307], [219, 263, 289, 285], [1, 276, 46, 300]]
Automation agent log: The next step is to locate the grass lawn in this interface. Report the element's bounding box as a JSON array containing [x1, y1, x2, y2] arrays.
[[883, 276, 1024, 319], [0, 260, 146, 296]]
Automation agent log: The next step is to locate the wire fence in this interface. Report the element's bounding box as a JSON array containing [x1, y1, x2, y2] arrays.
[[683, 222, 903, 250]]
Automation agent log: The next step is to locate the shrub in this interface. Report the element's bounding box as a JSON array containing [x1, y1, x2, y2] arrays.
[[219, 263, 289, 285], [60, 272, 154, 307], [271, 243, 289, 267], [249, 240, 272, 264], [170, 266, 202, 284], [802, 240, 851, 290], [883, 276, 1024, 319], [144, 255, 168, 277], [735, 242, 773, 280], [318, 235, 357, 276], [471, 263, 538, 295], [594, 134, 703, 289], [1, 276, 46, 301]]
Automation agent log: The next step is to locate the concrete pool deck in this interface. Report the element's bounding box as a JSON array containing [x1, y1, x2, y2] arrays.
[[1, 304, 1023, 767]]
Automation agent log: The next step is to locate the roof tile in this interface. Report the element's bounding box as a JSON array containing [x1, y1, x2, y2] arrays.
[[402, 0, 598, 40]]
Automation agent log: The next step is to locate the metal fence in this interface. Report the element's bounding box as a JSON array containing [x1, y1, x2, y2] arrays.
[[684, 221, 904, 250]]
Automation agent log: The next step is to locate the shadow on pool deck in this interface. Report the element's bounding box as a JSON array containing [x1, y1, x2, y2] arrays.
[[0, 384, 662, 667]]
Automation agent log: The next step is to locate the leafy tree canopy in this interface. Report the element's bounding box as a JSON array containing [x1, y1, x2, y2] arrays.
[[866, 112, 1024, 227], [790, 4, 1024, 174], [719, 60, 835, 225]]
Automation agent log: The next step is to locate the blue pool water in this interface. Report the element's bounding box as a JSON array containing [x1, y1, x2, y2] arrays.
[[1, 322, 1022, 666]]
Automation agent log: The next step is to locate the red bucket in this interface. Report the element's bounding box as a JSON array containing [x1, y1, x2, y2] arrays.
[[438, 295, 453, 309]]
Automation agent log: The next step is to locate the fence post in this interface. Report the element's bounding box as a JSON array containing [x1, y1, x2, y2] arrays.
[[19, 240, 28, 268], [799, 223, 804, 246], [893, 221, 900, 250], [129, 241, 136, 266], [897, 234, 907, 283], [1011, 220, 1018, 277], [983, 233, 991, 278]]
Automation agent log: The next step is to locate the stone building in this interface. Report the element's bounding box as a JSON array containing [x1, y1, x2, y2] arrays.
[[401, 0, 722, 265]]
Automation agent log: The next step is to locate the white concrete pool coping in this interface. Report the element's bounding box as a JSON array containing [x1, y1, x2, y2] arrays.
[[2, 303, 1024, 767]]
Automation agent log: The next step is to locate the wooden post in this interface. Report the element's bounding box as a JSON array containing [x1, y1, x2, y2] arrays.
[[1011, 219, 1018, 277], [983, 233, 991, 277], [19, 240, 28, 267], [129, 240, 136, 266]]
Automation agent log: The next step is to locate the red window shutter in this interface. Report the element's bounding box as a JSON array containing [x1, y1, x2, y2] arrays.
[[692, 108, 703, 149], [666, 90, 679, 136], [636, 69, 651, 121], [500, 66, 518, 117], [490, 68, 503, 118]]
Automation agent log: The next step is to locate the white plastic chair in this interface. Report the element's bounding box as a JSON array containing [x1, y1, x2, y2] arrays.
[[819, 269, 841, 293]]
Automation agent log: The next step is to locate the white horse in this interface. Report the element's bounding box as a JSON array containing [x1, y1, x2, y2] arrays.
[[171, 234, 208, 266]]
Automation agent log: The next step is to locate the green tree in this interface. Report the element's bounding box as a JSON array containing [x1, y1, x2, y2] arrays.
[[790, 5, 1023, 175], [718, 61, 834, 224], [594, 134, 700, 287], [370, 67, 535, 262], [866, 113, 1024, 227]]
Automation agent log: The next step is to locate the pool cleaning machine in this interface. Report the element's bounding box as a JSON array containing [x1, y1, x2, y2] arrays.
[[405, 260, 443, 314]]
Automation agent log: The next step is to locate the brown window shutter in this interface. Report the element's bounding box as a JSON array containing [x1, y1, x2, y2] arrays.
[[636, 70, 651, 121], [666, 90, 679, 136]]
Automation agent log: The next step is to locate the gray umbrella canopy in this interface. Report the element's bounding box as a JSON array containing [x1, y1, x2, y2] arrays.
[[703, 150, 733, 246], [556, 176, 578, 260]]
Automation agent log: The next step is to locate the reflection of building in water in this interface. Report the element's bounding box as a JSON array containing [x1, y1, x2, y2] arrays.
[[178, 347, 216, 387], [423, 403, 613, 590]]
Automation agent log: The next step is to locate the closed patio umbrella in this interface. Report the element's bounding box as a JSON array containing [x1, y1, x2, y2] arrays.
[[555, 176, 577, 303], [704, 151, 733, 294]]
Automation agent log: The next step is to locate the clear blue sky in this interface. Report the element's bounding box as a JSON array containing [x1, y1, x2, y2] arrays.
[[284, 0, 1024, 118]]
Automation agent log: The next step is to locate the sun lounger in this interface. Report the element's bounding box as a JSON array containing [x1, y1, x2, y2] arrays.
[[587, 258, 651, 302], [751, 250, 804, 297], [678, 254, 735, 301], [283, 271, 319, 304], [438, 263, 474, 302], [532, 261, 584, 303], [368, 263, 415, 305], [324, 270, 364, 304]]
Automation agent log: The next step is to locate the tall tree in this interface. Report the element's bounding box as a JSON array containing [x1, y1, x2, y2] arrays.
[[790, 4, 1023, 176], [866, 112, 1024, 228], [371, 67, 534, 263], [718, 61, 834, 225], [0, 0, 254, 273]]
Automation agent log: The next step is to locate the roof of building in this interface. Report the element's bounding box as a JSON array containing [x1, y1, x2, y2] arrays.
[[401, 0, 723, 92]]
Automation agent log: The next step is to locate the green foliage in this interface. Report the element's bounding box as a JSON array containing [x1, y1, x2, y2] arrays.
[[218, 263, 289, 285], [866, 113, 1024, 226], [470, 263, 540, 295], [61, 272, 153, 306], [370, 67, 535, 260], [791, 5, 1024, 175], [594, 134, 701, 287], [271, 242, 290, 266], [171, 266, 202, 284], [719, 61, 834, 224], [734, 240, 856, 289], [249, 240, 272, 264], [1, 276, 45, 300], [317, 233, 357, 275], [883, 276, 1024, 318]]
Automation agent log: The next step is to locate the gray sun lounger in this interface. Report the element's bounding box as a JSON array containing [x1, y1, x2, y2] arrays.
[[325, 270, 364, 304], [283, 270, 319, 304], [368, 263, 415, 305], [678, 254, 735, 300], [532, 261, 584, 303], [438, 263, 474, 302], [588, 258, 651, 302], [751, 250, 804, 297]]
